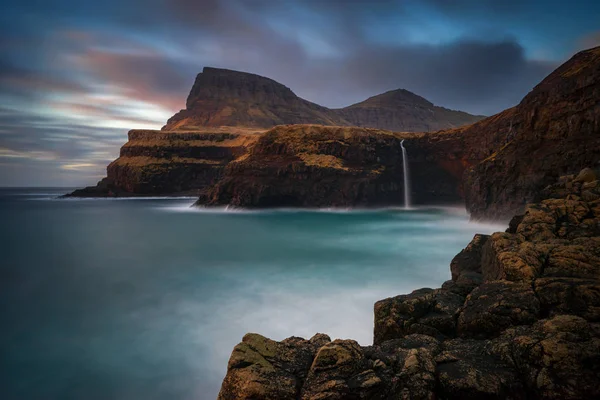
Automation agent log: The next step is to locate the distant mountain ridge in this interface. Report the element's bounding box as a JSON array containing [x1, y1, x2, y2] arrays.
[[163, 67, 484, 132]]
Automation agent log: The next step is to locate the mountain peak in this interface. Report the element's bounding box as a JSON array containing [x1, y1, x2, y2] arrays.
[[163, 67, 483, 131], [347, 89, 434, 109]]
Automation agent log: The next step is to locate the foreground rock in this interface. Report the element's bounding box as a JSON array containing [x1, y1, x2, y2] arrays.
[[217, 170, 600, 399]]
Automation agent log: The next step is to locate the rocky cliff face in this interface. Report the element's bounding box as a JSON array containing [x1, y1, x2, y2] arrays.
[[66, 128, 260, 197], [217, 169, 600, 399], [197, 125, 471, 208], [463, 46, 600, 220], [163, 67, 483, 132]]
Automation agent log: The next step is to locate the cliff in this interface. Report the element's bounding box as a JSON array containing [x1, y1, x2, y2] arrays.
[[163, 67, 483, 131], [217, 168, 600, 399], [463, 46, 600, 220], [197, 125, 470, 207], [66, 128, 260, 197]]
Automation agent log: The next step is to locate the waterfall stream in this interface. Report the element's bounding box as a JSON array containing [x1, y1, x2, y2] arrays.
[[401, 140, 411, 209]]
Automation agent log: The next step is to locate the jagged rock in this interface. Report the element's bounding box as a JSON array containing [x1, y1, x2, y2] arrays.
[[300, 340, 387, 399], [436, 339, 525, 399], [374, 288, 464, 344], [218, 333, 330, 400], [491, 315, 600, 399], [534, 277, 600, 321], [481, 232, 548, 282], [457, 281, 540, 338], [450, 234, 489, 280], [442, 271, 483, 297]]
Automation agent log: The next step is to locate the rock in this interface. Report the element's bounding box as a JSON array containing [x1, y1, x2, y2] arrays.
[[450, 234, 489, 280], [66, 129, 260, 197], [218, 333, 330, 400], [300, 340, 387, 399], [574, 167, 599, 183], [457, 281, 540, 338], [436, 339, 525, 399], [197, 125, 474, 208], [534, 277, 600, 321], [492, 315, 600, 399], [481, 232, 547, 282], [464, 47, 600, 221], [374, 288, 464, 344]]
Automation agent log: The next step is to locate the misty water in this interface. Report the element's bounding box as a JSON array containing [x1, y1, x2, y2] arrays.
[[0, 188, 505, 399]]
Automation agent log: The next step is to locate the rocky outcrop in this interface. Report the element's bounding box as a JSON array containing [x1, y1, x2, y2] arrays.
[[217, 170, 600, 399], [66, 128, 260, 197], [463, 46, 600, 220], [196, 125, 473, 208], [163, 67, 483, 132]]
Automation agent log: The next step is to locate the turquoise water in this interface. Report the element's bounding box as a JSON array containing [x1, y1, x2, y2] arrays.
[[0, 188, 505, 399]]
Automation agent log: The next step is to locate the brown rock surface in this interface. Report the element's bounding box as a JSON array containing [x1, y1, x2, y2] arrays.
[[65, 129, 261, 197], [196, 124, 473, 208], [217, 170, 600, 399], [463, 46, 600, 220]]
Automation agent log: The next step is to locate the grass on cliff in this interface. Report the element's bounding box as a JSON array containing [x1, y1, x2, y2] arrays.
[[111, 156, 222, 167]]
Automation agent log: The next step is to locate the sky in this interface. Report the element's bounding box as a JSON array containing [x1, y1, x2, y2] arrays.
[[1, 0, 599, 187]]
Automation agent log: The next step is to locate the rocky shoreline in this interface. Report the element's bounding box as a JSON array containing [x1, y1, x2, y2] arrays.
[[216, 169, 600, 399]]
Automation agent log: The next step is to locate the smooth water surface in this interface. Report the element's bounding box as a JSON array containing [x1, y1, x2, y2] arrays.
[[0, 188, 505, 399]]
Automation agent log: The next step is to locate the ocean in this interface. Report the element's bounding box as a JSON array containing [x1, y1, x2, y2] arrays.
[[0, 188, 505, 399]]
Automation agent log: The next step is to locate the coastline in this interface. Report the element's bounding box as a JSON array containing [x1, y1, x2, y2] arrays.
[[216, 169, 600, 399]]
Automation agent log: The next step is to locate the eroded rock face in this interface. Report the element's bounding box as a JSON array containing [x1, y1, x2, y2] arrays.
[[464, 46, 600, 220], [196, 125, 473, 208], [218, 170, 600, 399], [65, 129, 260, 197]]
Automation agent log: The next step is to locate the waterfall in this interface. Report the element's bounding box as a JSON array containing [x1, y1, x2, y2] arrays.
[[401, 140, 411, 209]]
